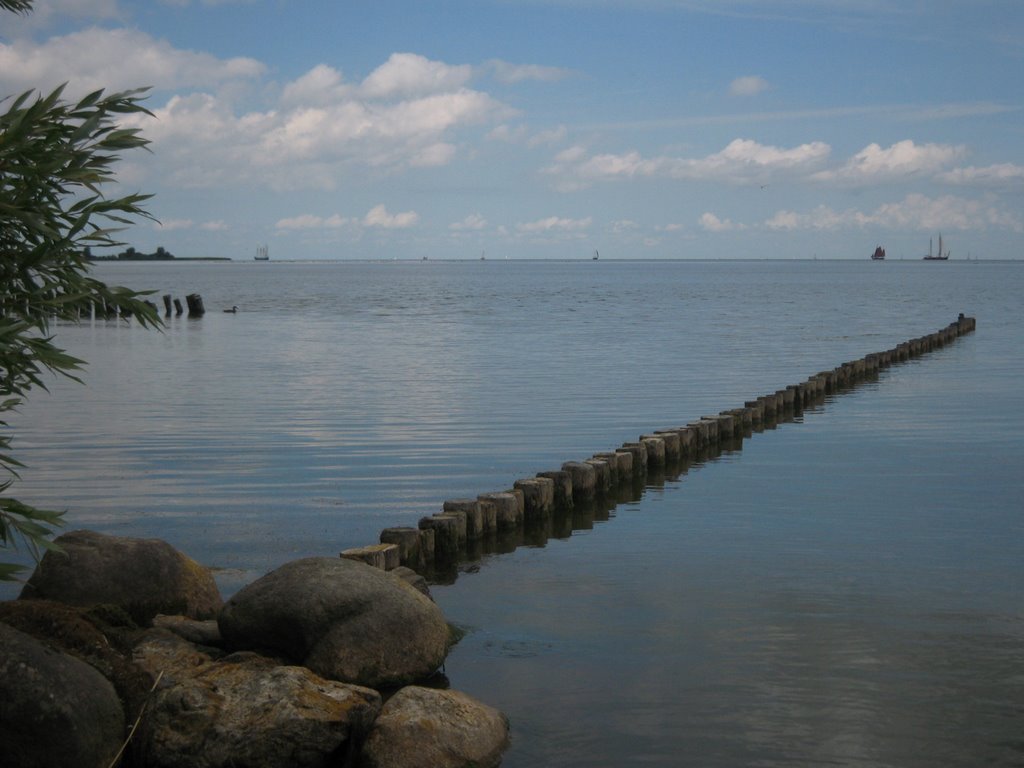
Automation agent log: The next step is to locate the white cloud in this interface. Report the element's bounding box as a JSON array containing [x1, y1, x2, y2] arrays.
[[360, 53, 473, 99], [410, 142, 457, 167], [154, 218, 193, 231], [544, 137, 994, 194], [487, 124, 528, 142], [0, 27, 263, 96], [96, 51, 514, 190], [868, 193, 1021, 231], [0, 31, 516, 191], [364, 204, 419, 229], [488, 123, 567, 147], [936, 163, 1024, 186], [729, 75, 771, 96], [545, 138, 830, 188], [812, 139, 966, 184], [200, 220, 229, 231], [764, 193, 1022, 233], [486, 60, 572, 84], [765, 205, 860, 231], [699, 212, 745, 232], [450, 214, 488, 231], [281, 64, 352, 106], [276, 214, 328, 230], [275, 213, 355, 230], [552, 145, 588, 164], [246, 87, 509, 181], [517, 216, 592, 233], [528, 125, 568, 148]]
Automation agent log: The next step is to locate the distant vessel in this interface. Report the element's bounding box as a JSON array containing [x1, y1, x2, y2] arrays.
[[871, 245, 886, 261], [923, 235, 949, 261], [255, 245, 269, 261], [593, 249, 599, 261]]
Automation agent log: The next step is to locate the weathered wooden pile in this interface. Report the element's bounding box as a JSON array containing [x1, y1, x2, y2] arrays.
[[343, 314, 977, 580]]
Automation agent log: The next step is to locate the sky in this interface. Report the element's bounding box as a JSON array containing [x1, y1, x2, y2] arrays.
[[3, 0, 1023, 260]]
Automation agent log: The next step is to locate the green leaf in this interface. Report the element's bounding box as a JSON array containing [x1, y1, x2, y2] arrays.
[[0, 562, 27, 582], [2, 71, 155, 566]]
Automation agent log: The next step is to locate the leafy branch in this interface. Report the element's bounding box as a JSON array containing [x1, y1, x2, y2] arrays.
[[1, 74, 161, 578]]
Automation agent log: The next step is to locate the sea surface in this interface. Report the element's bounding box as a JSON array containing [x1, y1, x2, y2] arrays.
[[4, 258, 1023, 766]]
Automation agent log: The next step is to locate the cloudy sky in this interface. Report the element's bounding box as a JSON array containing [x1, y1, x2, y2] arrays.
[[3, 0, 1023, 260]]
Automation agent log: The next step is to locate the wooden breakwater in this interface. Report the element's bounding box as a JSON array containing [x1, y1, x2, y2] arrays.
[[342, 314, 976, 583], [63, 292, 208, 319]]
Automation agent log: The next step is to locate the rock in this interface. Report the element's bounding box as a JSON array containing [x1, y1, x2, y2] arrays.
[[0, 599, 153, 726], [390, 565, 433, 599], [218, 557, 451, 688], [359, 685, 510, 768], [19, 529, 222, 624], [0, 621, 126, 768], [133, 630, 381, 768], [153, 614, 223, 647]]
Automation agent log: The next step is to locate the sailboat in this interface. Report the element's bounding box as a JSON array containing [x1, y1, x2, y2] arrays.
[[593, 249, 599, 261], [254, 244, 269, 261], [871, 245, 886, 261], [923, 234, 949, 261]]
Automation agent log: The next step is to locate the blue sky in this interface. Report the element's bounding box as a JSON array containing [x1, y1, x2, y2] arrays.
[[3, 0, 1023, 259]]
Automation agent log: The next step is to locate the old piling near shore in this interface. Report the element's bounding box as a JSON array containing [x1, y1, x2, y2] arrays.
[[186, 293, 205, 317], [366, 315, 976, 583]]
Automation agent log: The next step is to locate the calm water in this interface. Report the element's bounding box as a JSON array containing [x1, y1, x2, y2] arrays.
[[4, 259, 1023, 766]]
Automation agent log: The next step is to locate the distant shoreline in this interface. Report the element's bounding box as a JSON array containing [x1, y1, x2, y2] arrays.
[[85, 245, 231, 263], [87, 255, 232, 262]]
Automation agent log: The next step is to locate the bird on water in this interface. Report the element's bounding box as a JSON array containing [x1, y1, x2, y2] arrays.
[[223, 305, 238, 313]]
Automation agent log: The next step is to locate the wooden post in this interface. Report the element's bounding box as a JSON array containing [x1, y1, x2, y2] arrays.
[[537, 470, 573, 510], [186, 293, 205, 317]]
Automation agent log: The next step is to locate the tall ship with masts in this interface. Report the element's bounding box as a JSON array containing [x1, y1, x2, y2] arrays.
[[871, 245, 886, 261], [255, 244, 269, 261], [923, 234, 949, 261]]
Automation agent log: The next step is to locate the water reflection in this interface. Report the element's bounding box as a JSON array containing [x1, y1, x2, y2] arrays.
[[430, 404, 812, 586], [429, 338, 1024, 767]]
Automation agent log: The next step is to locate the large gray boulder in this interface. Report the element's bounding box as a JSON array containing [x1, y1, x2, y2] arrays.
[[133, 629, 382, 768], [0, 621, 126, 768], [218, 557, 451, 688], [359, 685, 510, 768], [19, 530, 222, 624]]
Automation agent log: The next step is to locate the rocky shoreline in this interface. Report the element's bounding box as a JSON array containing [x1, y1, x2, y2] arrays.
[[1, 531, 509, 768]]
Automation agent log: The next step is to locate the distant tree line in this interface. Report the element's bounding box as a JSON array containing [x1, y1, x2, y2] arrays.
[[86, 246, 176, 261]]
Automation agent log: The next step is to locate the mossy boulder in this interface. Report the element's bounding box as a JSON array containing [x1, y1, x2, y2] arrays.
[[218, 557, 450, 688], [0, 621, 125, 768], [19, 530, 222, 624]]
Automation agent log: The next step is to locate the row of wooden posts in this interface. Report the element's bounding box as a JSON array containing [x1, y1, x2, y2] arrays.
[[341, 314, 977, 581], [71, 293, 206, 319], [162, 293, 205, 317]]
